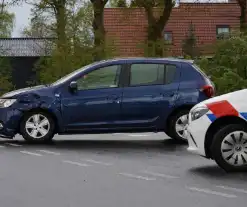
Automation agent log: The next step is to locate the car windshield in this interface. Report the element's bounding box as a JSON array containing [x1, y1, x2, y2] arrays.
[[51, 62, 100, 86]]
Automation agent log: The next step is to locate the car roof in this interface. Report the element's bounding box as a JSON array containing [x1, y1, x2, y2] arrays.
[[97, 57, 194, 65]]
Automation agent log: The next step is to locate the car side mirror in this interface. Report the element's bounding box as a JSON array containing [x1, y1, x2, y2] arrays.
[[69, 81, 78, 92]]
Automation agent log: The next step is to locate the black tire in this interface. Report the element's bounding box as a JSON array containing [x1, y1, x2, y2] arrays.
[[211, 124, 247, 172], [168, 109, 190, 142], [20, 111, 55, 143]]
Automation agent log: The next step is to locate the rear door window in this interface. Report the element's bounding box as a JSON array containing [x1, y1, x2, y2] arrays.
[[129, 63, 177, 86], [165, 64, 177, 84]]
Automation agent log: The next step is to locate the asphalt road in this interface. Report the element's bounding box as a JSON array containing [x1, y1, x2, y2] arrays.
[[0, 132, 247, 207]]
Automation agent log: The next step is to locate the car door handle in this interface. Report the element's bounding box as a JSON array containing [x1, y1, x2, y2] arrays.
[[65, 102, 79, 107], [158, 93, 175, 98], [108, 98, 120, 104], [144, 94, 156, 98], [107, 95, 120, 103], [107, 95, 119, 100]]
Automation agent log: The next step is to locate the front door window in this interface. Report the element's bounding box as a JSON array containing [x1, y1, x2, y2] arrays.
[[77, 65, 121, 90]]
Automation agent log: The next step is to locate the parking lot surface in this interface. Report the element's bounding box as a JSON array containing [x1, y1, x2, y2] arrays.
[[0, 133, 246, 207]]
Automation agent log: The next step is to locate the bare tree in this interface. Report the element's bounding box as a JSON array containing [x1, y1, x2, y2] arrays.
[[130, 0, 174, 56], [90, 0, 108, 60], [1, 0, 5, 13], [237, 0, 247, 32], [0, 0, 15, 37]]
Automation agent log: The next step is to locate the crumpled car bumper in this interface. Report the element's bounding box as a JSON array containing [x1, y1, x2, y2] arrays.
[[0, 107, 23, 138]]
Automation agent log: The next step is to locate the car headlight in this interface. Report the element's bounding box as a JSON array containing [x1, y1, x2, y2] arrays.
[[0, 99, 17, 108], [191, 106, 209, 121]]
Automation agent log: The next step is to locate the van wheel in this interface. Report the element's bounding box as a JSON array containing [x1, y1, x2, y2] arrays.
[[168, 109, 189, 142], [20, 111, 55, 143], [211, 124, 247, 172]]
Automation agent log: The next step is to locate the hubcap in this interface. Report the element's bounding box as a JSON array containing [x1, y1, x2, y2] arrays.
[[221, 131, 247, 166], [25, 114, 50, 139], [175, 114, 189, 139]]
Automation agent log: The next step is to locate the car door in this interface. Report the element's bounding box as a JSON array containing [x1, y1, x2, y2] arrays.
[[120, 62, 180, 129], [61, 64, 124, 131]]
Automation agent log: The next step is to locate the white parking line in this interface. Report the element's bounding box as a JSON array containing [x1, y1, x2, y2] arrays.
[[127, 134, 149, 137], [187, 187, 237, 198], [216, 185, 247, 194], [82, 159, 113, 166], [6, 143, 22, 147], [0, 145, 5, 148], [20, 151, 43, 157], [119, 173, 156, 181], [62, 160, 90, 167], [141, 170, 179, 179], [37, 150, 61, 155]]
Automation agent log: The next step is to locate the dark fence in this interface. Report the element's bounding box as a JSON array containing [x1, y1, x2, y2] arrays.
[[9, 56, 40, 89], [0, 38, 55, 90]]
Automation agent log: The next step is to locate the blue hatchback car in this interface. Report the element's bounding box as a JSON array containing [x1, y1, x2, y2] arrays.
[[0, 58, 214, 143]]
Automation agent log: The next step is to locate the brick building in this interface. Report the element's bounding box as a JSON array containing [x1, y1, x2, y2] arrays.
[[104, 2, 240, 57]]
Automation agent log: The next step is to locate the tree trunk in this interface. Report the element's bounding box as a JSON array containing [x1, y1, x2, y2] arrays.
[[240, 2, 247, 32], [0, 0, 5, 14], [147, 24, 163, 56], [237, 0, 247, 33], [143, 0, 173, 57], [91, 0, 108, 60], [55, 0, 67, 50]]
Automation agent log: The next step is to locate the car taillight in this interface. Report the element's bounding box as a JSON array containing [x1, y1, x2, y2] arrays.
[[201, 85, 214, 98]]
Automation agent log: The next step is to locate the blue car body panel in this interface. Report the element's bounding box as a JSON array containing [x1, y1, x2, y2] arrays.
[[0, 58, 212, 138]]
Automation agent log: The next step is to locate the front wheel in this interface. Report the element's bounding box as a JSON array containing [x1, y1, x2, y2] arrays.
[[168, 109, 190, 142], [211, 124, 247, 172], [20, 111, 55, 143]]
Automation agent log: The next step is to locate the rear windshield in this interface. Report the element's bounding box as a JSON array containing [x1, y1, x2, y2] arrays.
[[192, 64, 208, 78]]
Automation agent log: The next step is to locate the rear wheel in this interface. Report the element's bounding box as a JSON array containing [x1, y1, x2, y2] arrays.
[[168, 109, 190, 142], [20, 111, 55, 143], [211, 124, 247, 172]]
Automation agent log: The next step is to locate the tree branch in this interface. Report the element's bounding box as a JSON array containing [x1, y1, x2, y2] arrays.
[[24, 0, 54, 9], [157, 0, 173, 28], [236, 0, 246, 8], [103, 0, 108, 5], [134, 0, 156, 24], [90, 0, 108, 5]]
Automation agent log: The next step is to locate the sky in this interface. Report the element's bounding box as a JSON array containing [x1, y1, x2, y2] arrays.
[[9, 3, 32, 37], [9, 0, 228, 37]]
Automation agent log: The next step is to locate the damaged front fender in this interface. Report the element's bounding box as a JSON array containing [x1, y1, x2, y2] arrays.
[[13, 92, 64, 133]]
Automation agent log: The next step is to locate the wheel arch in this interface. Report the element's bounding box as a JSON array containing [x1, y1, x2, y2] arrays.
[[165, 104, 194, 136], [166, 105, 194, 128], [204, 115, 247, 158], [18, 108, 59, 134]]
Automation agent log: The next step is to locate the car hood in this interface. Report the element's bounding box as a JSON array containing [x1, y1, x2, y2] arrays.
[[1, 85, 48, 98], [192, 89, 247, 109]]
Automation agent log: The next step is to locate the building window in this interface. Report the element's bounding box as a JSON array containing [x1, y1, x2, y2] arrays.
[[164, 31, 173, 43], [216, 25, 230, 39]]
